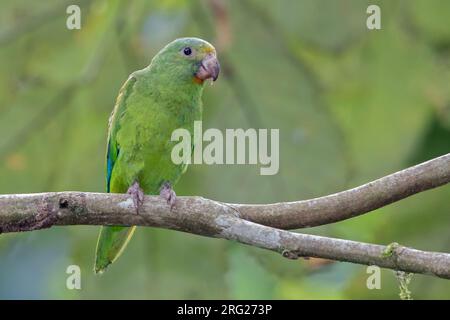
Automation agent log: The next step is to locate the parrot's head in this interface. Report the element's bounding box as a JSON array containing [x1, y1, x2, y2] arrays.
[[151, 37, 220, 86]]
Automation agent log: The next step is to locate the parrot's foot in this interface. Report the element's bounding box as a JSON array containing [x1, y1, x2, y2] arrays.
[[160, 182, 176, 210], [127, 181, 144, 214]]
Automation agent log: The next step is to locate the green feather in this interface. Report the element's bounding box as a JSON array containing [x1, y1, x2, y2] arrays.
[[94, 38, 215, 273]]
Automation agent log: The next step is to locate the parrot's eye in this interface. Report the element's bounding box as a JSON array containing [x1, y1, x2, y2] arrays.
[[183, 47, 192, 56]]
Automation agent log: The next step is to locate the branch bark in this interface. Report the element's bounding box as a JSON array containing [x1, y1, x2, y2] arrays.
[[0, 154, 449, 278], [236, 153, 450, 229]]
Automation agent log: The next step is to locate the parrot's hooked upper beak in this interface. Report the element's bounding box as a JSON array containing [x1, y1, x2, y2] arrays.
[[195, 53, 220, 82]]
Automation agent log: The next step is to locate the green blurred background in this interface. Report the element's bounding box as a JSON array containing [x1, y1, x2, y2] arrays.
[[0, 0, 449, 299]]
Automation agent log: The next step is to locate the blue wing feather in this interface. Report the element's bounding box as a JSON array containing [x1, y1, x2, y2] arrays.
[[106, 141, 118, 193]]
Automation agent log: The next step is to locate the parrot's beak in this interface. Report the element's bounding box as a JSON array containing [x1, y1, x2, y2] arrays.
[[195, 53, 220, 82]]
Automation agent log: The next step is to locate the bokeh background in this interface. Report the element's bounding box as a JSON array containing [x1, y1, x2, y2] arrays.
[[0, 0, 449, 299]]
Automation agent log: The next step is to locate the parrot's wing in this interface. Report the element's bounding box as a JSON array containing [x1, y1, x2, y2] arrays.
[[106, 75, 137, 192], [95, 75, 138, 274]]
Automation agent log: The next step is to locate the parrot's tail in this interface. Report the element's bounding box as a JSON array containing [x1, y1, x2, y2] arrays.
[[94, 225, 136, 274]]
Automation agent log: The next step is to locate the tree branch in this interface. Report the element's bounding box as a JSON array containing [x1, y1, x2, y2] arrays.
[[0, 154, 449, 278], [235, 153, 450, 229]]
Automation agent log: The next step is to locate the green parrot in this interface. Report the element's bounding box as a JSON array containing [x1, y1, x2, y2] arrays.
[[94, 38, 220, 273]]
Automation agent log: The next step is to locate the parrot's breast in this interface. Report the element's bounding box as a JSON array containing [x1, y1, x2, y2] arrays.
[[111, 93, 201, 195]]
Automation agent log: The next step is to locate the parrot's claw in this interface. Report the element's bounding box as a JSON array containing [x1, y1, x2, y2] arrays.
[[160, 182, 176, 210], [127, 181, 144, 214]]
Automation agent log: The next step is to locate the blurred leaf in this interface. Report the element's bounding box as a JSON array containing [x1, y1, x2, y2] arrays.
[[226, 246, 276, 299]]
